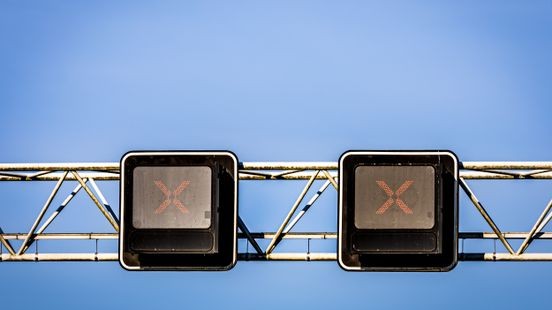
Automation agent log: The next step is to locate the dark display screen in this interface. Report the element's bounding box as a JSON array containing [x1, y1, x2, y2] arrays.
[[132, 166, 212, 229], [354, 166, 435, 229]]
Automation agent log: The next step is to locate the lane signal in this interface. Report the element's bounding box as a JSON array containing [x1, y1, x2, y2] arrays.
[[338, 150, 459, 272], [119, 151, 238, 271]]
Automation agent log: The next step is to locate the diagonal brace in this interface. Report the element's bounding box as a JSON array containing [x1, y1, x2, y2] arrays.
[[283, 179, 333, 235], [460, 178, 515, 254], [265, 170, 320, 254], [71, 171, 119, 231], [517, 199, 552, 255], [88, 178, 119, 223], [322, 170, 338, 190], [0, 226, 16, 255], [17, 171, 68, 255], [238, 216, 263, 255], [35, 180, 87, 236]]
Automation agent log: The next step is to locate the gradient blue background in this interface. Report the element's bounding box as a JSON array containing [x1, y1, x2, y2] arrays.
[[1, 1, 551, 309]]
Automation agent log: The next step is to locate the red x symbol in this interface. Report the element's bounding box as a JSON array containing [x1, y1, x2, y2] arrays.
[[153, 180, 190, 214], [375, 180, 414, 215]]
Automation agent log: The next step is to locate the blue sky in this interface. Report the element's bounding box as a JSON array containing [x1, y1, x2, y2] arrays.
[[1, 1, 551, 309]]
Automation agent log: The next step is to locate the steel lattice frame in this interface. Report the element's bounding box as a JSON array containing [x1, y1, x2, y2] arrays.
[[1, 162, 551, 262]]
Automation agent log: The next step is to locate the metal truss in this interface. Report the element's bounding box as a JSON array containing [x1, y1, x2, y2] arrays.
[[1, 162, 551, 262]]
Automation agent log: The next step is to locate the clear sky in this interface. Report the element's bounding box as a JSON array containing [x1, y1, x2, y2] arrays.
[[1, 1, 551, 309]]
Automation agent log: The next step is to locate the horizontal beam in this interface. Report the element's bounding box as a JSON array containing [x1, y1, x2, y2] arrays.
[[4, 252, 552, 262], [0, 253, 339, 262], [241, 162, 337, 170], [0, 161, 551, 171], [1, 232, 335, 240], [459, 253, 552, 261], [239, 172, 337, 180], [0, 172, 119, 181], [240, 232, 336, 239], [460, 232, 552, 239], [3, 232, 552, 240], [461, 162, 552, 170], [1, 253, 118, 261], [239, 253, 337, 261], [0, 163, 120, 171], [1, 171, 552, 181], [1, 233, 118, 240], [460, 171, 552, 179], [0, 162, 339, 172]]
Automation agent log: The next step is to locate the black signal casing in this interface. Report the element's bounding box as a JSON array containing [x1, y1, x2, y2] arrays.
[[338, 151, 458, 272]]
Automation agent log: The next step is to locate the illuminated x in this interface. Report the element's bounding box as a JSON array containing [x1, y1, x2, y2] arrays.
[[375, 180, 414, 215], [153, 180, 190, 214]]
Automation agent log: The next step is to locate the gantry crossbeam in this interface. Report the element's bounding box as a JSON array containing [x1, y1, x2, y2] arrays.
[[0, 162, 551, 262]]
